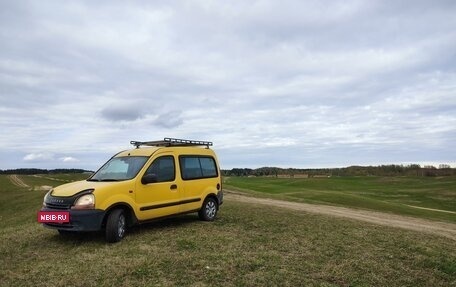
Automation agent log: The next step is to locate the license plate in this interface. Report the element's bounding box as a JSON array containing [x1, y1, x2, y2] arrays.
[[38, 211, 70, 223]]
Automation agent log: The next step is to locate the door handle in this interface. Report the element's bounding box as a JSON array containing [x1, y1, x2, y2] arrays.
[[170, 184, 177, 190]]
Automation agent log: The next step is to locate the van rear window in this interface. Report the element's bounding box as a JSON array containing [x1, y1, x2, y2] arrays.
[[179, 156, 218, 180]]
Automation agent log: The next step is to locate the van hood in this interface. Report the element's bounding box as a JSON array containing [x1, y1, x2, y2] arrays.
[[51, 180, 116, 197]]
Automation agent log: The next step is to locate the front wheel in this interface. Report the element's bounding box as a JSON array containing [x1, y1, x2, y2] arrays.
[[105, 209, 126, 243], [199, 197, 218, 221]]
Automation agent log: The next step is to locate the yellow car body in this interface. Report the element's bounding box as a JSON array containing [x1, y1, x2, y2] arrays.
[[41, 139, 223, 242]]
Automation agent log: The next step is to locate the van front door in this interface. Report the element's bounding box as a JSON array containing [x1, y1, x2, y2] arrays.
[[135, 154, 181, 220]]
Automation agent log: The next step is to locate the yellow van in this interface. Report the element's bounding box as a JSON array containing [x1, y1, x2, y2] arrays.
[[40, 138, 223, 242]]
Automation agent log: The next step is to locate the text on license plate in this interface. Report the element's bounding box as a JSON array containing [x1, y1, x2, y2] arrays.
[[38, 211, 70, 223]]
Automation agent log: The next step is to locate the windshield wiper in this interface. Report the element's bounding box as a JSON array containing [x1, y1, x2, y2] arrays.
[[99, 179, 120, 182], [87, 179, 99, 182]]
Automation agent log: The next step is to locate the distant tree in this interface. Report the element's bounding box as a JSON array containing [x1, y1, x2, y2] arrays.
[[222, 164, 455, 177], [0, 168, 91, 175]]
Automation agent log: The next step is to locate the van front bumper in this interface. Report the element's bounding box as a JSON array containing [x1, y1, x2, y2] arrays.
[[41, 208, 105, 232]]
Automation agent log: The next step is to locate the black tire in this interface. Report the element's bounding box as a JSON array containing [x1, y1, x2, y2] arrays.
[[199, 197, 218, 221], [105, 209, 126, 243]]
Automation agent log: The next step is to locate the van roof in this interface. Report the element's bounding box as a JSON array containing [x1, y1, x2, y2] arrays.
[[116, 147, 161, 157], [115, 146, 215, 157], [115, 138, 215, 157]]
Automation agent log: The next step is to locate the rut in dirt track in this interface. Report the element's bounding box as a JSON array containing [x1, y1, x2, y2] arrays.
[[8, 174, 30, 188], [225, 190, 456, 241]]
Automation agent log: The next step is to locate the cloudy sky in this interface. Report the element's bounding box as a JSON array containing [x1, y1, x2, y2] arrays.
[[1, 0, 455, 170]]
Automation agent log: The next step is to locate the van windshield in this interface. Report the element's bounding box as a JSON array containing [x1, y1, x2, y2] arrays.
[[89, 156, 148, 181]]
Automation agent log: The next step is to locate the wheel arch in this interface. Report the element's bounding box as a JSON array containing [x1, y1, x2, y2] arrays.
[[102, 202, 138, 228], [204, 193, 220, 209]]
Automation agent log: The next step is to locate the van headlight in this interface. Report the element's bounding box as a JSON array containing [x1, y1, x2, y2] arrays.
[[42, 189, 53, 207], [72, 194, 95, 210]]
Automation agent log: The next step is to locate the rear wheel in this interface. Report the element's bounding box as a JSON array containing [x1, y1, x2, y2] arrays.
[[199, 197, 218, 221], [105, 209, 126, 243]]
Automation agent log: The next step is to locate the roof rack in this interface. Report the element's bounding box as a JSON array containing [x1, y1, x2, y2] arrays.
[[130, 137, 213, 148]]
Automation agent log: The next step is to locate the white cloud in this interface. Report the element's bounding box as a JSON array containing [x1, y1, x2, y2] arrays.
[[1, 0, 455, 169], [23, 153, 54, 162], [60, 156, 79, 163]]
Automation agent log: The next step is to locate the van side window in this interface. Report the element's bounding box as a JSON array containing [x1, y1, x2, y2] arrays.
[[145, 156, 175, 182], [200, 157, 217, 177], [180, 156, 218, 180]]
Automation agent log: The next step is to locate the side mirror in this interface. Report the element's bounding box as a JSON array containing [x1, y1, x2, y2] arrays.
[[142, 174, 158, 185]]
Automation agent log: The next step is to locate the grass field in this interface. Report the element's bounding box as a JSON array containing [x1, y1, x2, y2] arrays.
[[224, 176, 456, 223], [1, 174, 455, 286]]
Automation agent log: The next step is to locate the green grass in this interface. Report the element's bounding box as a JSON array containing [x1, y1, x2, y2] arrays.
[[0, 175, 47, 227], [20, 173, 90, 187], [224, 176, 456, 223], [1, 174, 455, 286]]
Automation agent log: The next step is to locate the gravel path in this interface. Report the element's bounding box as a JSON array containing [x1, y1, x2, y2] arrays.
[[225, 190, 456, 240]]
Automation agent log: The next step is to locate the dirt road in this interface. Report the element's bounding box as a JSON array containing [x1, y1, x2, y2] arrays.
[[8, 175, 30, 188], [32, 175, 69, 182], [225, 190, 456, 241]]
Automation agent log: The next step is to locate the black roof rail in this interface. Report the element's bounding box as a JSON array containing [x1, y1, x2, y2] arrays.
[[130, 137, 213, 148]]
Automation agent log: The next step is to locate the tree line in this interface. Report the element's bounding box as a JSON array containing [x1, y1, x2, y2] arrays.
[[0, 168, 92, 175], [222, 164, 456, 177], [2, 165, 454, 177]]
